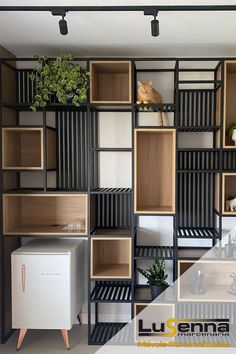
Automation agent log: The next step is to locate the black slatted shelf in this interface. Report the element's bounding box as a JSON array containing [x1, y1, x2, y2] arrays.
[[90, 282, 131, 302], [178, 126, 220, 132], [135, 103, 175, 113], [177, 247, 213, 259], [91, 228, 132, 236], [178, 80, 221, 85], [178, 148, 219, 151], [134, 245, 174, 259], [1, 102, 88, 111], [90, 322, 128, 345], [91, 188, 132, 194], [178, 247, 231, 259], [134, 125, 176, 129], [178, 170, 219, 173], [177, 227, 220, 239], [91, 147, 132, 152]]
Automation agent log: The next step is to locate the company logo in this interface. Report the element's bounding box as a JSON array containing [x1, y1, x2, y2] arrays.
[[138, 318, 230, 337]]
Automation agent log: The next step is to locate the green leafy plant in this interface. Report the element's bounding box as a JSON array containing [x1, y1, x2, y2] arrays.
[[29, 52, 89, 111], [137, 260, 169, 287], [226, 122, 236, 139]]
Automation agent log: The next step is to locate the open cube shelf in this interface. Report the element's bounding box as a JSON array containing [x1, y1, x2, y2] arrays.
[[134, 128, 176, 214], [222, 173, 236, 215], [2, 128, 56, 170], [224, 61, 236, 148], [2, 128, 43, 169], [3, 194, 88, 236], [91, 237, 132, 279], [90, 61, 132, 104], [178, 260, 236, 302]]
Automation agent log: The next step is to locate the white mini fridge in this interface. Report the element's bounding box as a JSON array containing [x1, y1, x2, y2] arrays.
[[11, 239, 84, 349]]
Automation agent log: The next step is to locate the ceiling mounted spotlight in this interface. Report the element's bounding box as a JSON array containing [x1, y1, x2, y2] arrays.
[[52, 8, 68, 35], [144, 9, 159, 37]]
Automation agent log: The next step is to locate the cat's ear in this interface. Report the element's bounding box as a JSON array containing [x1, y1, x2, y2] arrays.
[[148, 81, 152, 86], [137, 81, 142, 87]]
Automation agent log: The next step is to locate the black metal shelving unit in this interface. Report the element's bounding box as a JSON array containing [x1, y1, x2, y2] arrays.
[[0, 56, 236, 346]]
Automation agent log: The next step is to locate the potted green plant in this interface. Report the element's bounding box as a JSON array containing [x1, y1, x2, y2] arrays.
[[226, 122, 236, 145], [137, 260, 169, 300], [29, 52, 89, 111]]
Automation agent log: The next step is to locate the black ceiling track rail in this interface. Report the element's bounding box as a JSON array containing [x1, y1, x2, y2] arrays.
[[0, 5, 236, 12]]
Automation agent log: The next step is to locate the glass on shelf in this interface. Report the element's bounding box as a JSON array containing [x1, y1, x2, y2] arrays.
[[63, 218, 85, 232]]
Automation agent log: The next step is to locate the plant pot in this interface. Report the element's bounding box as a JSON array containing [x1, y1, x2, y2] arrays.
[[50, 93, 58, 104], [232, 129, 236, 146], [150, 284, 168, 300], [67, 97, 73, 104]]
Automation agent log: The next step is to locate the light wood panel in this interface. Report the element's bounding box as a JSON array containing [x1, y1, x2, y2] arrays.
[[223, 61, 236, 148], [46, 129, 57, 170], [215, 65, 221, 128], [222, 173, 236, 215], [215, 65, 221, 148], [90, 61, 132, 103], [3, 194, 88, 236], [91, 237, 131, 278], [134, 128, 176, 214], [178, 260, 236, 302], [215, 173, 220, 212]]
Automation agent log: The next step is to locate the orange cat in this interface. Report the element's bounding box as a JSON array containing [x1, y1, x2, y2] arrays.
[[137, 81, 163, 125]]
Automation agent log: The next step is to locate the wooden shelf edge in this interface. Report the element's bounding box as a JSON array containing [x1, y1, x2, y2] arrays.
[[2, 167, 44, 170]]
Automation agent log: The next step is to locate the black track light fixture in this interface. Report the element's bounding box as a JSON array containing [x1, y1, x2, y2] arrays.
[[144, 9, 159, 37], [52, 8, 68, 35], [59, 16, 68, 35]]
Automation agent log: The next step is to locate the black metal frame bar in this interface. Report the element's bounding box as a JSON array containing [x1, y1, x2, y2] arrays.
[[0, 5, 236, 12]]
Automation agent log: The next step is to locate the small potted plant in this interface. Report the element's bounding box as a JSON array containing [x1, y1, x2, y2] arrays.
[[226, 122, 236, 145], [29, 52, 89, 111], [137, 260, 169, 300]]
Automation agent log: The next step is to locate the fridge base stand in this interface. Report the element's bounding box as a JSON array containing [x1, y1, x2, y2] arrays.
[[16, 329, 70, 350], [61, 329, 70, 350], [16, 329, 27, 350]]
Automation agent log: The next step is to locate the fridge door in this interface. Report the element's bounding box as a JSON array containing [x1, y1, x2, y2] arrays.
[[12, 254, 72, 330]]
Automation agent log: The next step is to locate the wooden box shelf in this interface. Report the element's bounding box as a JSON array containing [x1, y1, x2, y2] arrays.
[[2, 128, 56, 170], [222, 173, 236, 214], [134, 128, 176, 214], [91, 237, 131, 279], [224, 61, 236, 148], [178, 260, 236, 302], [90, 61, 132, 104], [3, 194, 88, 236]]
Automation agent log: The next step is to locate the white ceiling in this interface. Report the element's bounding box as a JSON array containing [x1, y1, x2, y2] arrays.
[[1, 0, 236, 57]]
